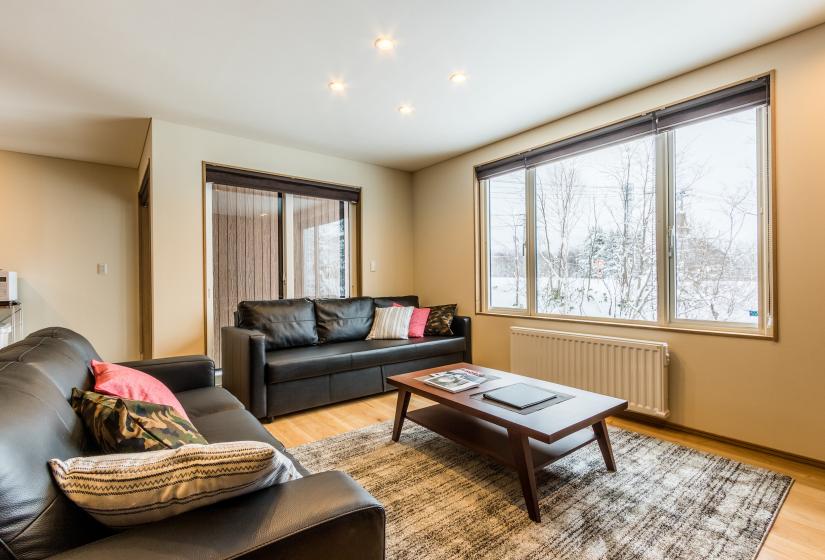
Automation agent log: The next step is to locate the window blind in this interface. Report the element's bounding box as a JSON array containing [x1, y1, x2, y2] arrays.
[[205, 164, 361, 203], [475, 76, 770, 180]]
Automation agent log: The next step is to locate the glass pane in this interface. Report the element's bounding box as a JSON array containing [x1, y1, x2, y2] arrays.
[[535, 136, 657, 320], [487, 170, 527, 309], [291, 195, 349, 299], [211, 184, 280, 367], [672, 108, 760, 324]]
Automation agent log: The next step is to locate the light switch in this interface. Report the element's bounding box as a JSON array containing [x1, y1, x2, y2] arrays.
[[370, 260, 377, 272], [97, 263, 108, 275]]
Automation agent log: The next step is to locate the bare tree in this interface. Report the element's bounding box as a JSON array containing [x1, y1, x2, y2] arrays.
[[536, 162, 581, 312]]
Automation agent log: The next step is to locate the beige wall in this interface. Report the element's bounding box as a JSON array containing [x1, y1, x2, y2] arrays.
[[412, 24, 825, 461], [0, 150, 139, 360], [149, 119, 414, 357]]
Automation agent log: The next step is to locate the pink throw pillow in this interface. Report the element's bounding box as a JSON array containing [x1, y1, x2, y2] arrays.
[[392, 303, 431, 338], [90, 360, 191, 421]]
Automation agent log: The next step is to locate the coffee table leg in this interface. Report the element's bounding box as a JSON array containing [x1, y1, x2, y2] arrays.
[[507, 429, 541, 523], [391, 389, 411, 442], [593, 419, 616, 471]]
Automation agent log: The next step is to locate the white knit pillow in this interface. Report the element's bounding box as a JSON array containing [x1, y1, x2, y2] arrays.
[[366, 306, 414, 340], [49, 441, 301, 528]]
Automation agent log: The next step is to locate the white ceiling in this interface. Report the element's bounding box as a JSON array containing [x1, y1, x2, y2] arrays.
[[2, 1, 825, 171]]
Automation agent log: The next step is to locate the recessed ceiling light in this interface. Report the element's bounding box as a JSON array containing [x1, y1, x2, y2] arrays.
[[328, 80, 346, 93], [374, 36, 395, 51], [398, 104, 414, 115], [449, 72, 467, 84]]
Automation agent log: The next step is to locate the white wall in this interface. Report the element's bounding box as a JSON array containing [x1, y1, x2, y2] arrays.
[[149, 120, 414, 357], [0, 150, 139, 360], [412, 24, 825, 462]]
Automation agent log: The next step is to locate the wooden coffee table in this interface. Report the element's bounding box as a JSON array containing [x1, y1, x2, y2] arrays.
[[387, 363, 628, 522]]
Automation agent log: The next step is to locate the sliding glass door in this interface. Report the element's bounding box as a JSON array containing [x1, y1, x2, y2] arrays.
[[205, 175, 358, 367], [289, 195, 349, 299]]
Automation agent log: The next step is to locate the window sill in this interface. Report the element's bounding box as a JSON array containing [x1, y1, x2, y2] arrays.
[[475, 310, 776, 341]]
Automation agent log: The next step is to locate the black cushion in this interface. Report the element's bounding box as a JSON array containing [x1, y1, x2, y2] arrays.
[[373, 295, 419, 308], [237, 299, 318, 350], [265, 337, 466, 384], [265, 343, 361, 383], [314, 297, 375, 343], [188, 408, 309, 476], [350, 337, 466, 369], [189, 408, 281, 447], [176, 387, 244, 419]]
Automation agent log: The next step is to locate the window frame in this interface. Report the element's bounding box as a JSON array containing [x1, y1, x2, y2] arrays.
[[476, 78, 775, 339]]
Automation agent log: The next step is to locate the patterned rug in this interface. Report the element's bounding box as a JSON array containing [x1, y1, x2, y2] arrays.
[[289, 421, 792, 560]]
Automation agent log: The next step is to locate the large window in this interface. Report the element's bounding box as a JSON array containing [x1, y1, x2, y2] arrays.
[[478, 77, 773, 336]]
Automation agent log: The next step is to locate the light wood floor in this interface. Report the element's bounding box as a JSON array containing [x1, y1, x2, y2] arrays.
[[265, 393, 825, 560]]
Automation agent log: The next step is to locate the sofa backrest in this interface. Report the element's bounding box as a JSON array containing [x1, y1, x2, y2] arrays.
[[0, 327, 108, 560], [314, 297, 375, 343], [374, 295, 419, 308], [237, 299, 319, 351], [235, 296, 421, 349]]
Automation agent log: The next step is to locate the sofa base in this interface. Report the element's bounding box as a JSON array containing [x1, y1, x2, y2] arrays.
[[263, 352, 464, 418]]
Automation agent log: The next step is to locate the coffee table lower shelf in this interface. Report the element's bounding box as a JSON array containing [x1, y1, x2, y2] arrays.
[[405, 404, 598, 471]]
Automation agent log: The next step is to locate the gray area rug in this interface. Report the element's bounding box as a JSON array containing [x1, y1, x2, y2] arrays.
[[290, 421, 792, 560]]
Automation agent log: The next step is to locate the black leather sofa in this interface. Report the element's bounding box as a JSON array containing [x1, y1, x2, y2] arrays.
[[222, 295, 471, 420], [0, 327, 384, 560]]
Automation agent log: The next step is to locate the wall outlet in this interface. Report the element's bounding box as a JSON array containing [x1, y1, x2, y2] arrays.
[[97, 263, 108, 275]]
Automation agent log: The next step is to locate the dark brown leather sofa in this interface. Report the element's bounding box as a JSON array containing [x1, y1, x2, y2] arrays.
[[221, 295, 472, 421], [0, 328, 384, 560]]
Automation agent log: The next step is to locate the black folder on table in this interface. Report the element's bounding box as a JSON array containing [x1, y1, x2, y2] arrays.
[[482, 383, 556, 410]]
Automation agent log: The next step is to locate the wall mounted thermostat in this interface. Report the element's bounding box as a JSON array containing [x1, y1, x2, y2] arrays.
[[0, 270, 18, 303]]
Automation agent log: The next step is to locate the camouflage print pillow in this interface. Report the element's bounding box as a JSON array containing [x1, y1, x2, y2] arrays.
[[424, 304, 457, 336], [70, 389, 207, 453]]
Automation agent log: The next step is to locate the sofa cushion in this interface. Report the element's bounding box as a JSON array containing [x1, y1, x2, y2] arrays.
[[189, 408, 309, 476], [91, 359, 192, 421], [71, 389, 208, 453], [265, 343, 358, 384], [238, 299, 318, 350], [190, 408, 279, 447], [350, 337, 466, 369], [176, 387, 244, 419], [314, 297, 375, 343], [265, 337, 466, 385], [373, 295, 419, 308], [425, 304, 457, 336], [366, 306, 413, 340], [50, 441, 302, 528]]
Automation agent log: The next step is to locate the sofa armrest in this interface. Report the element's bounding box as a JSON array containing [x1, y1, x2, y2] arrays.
[[48, 471, 385, 560], [117, 355, 215, 393], [222, 326, 267, 418], [450, 315, 472, 363]]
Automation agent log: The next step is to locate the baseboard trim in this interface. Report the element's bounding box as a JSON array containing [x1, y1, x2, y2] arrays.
[[616, 410, 825, 471]]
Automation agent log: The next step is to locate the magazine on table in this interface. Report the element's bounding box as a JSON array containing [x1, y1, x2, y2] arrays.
[[416, 368, 496, 393]]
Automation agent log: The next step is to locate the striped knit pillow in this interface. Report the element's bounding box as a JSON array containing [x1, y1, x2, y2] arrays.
[[49, 441, 301, 528], [366, 305, 414, 340]]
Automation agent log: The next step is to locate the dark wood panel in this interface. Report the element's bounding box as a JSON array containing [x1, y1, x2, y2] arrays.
[[210, 184, 280, 367]]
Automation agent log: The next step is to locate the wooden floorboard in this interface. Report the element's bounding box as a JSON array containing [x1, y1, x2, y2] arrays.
[[265, 393, 825, 560]]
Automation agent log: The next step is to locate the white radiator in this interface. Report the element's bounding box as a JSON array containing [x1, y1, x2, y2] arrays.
[[510, 327, 670, 418]]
